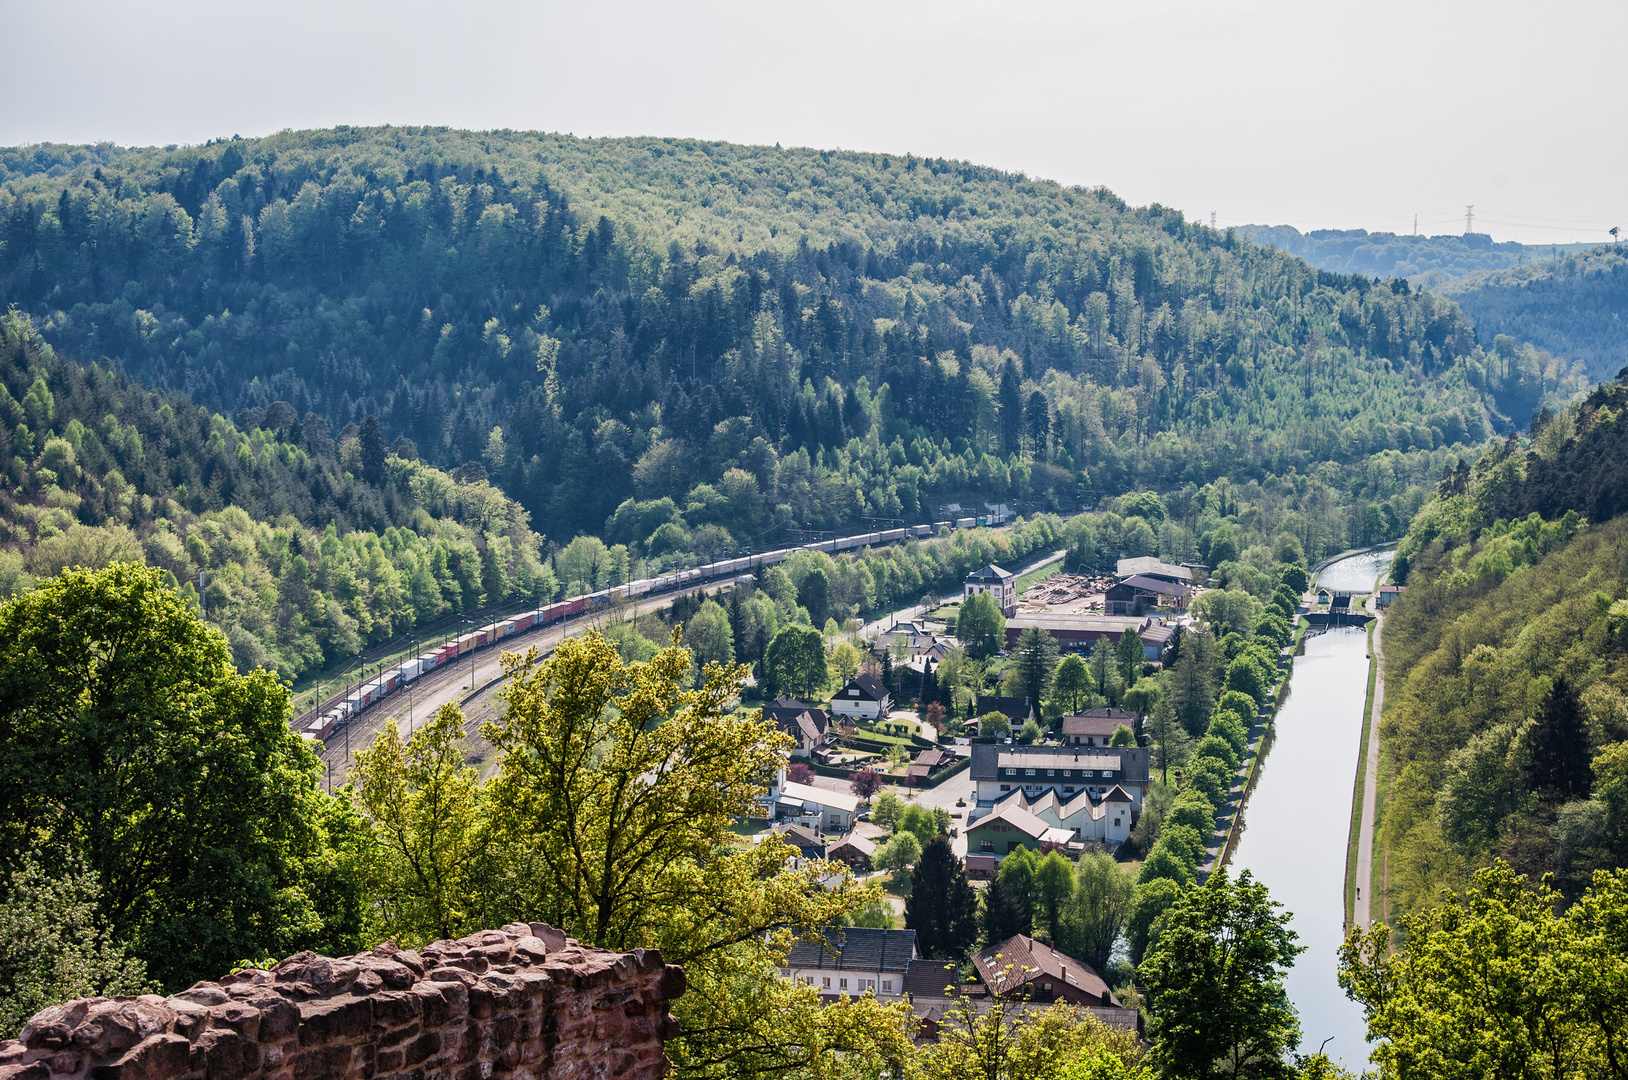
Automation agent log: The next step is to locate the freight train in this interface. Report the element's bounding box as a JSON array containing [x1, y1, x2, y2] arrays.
[[301, 521, 954, 743]]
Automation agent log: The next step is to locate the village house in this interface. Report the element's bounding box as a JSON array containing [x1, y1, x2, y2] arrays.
[[974, 935, 1139, 1030], [763, 695, 833, 758], [1377, 583, 1405, 608], [969, 743, 1151, 809], [964, 801, 1077, 857], [827, 831, 876, 871], [830, 673, 892, 722], [783, 927, 918, 998], [974, 695, 1036, 728], [964, 564, 1018, 617], [764, 770, 862, 832], [905, 747, 957, 784], [1061, 707, 1138, 746]]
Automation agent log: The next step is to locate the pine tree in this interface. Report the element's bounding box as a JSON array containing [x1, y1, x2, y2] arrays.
[[359, 414, 387, 484], [1012, 626, 1060, 707], [905, 836, 979, 960], [1526, 676, 1592, 799], [982, 873, 1032, 946]]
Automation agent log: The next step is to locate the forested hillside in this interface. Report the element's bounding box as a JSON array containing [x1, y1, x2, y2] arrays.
[[0, 129, 1582, 555], [1377, 373, 1628, 926], [0, 311, 554, 680], [1441, 245, 1628, 384]]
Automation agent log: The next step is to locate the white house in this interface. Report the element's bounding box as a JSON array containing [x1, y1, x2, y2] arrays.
[[829, 673, 891, 722], [969, 744, 1150, 810], [783, 927, 918, 998], [964, 564, 1018, 617], [765, 772, 862, 832]]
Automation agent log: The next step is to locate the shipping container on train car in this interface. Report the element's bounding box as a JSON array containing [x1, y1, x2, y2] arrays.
[[955, 517, 976, 529], [511, 612, 536, 632], [911, 524, 932, 537], [455, 633, 479, 656], [565, 596, 589, 617]]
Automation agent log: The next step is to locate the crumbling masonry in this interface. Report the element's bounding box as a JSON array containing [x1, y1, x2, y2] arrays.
[[0, 924, 684, 1080]]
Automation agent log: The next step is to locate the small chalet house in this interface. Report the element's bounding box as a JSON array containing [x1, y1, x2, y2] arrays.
[[1062, 707, 1138, 747], [964, 564, 1018, 617], [974, 695, 1035, 728], [763, 695, 832, 758], [827, 831, 876, 872], [784, 927, 918, 998], [905, 747, 956, 784], [974, 935, 1138, 1030], [830, 673, 891, 722]]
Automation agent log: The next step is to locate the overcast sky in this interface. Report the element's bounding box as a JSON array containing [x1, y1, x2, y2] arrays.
[[3, 0, 1622, 245]]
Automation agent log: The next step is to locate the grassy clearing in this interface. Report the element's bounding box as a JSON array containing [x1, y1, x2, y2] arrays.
[[1345, 618, 1379, 927], [1014, 555, 1066, 594]]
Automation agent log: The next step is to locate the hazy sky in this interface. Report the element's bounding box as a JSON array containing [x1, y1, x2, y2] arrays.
[[3, 0, 1623, 244]]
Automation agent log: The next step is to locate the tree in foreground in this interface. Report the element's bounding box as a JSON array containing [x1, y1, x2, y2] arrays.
[[1139, 867, 1303, 1079], [0, 855, 151, 1038], [905, 835, 980, 960], [351, 704, 491, 945], [482, 631, 915, 1078], [910, 999, 1150, 1080], [0, 563, 366, 989], [1340, 861, 1628, 1080]]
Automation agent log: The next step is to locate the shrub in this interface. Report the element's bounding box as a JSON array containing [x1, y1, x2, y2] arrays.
[[1206, 713, 1248, 757], [1193, 734, 1240, 772], [1137, 844, 1194, 888]]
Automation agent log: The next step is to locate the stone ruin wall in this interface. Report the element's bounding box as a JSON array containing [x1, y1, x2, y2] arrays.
[[0, 924, 684, 1080]]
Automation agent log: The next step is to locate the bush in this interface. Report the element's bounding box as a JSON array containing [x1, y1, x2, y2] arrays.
[[1157, 822, 1208, 865], [1193, 734, 1239, 772], [1019, 718, 1044, 744], [1137, 844, 1194, 888], [1185, 756, 1233, 809], [1127, 878, 1185, 963], [1218, 690, 1260, 722], [1110, 724, 1137, 747], [1165, 796, 1217, 836], [787, 762, 814, 784], [1206, 713, 1248, 757]]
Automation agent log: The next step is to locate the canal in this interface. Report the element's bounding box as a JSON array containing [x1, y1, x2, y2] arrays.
[[1227, 550, 1392, 1070]]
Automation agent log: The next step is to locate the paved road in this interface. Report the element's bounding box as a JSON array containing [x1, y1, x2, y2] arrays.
[[1353, 597, 1386, 928]]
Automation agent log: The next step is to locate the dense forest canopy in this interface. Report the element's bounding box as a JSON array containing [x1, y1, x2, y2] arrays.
[[1377, 374, 1628, 927], [1441, 245, 1628, 385], [0, 312, 555, 681], [0, 128, 1584, 551]]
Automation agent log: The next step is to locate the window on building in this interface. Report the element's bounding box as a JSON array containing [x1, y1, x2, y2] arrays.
[[1114, 818, 1122, 827], [883, 980, 892, 992], [1047, 769, 1056, 777], [1042, 982, 1053, 993], [1025, 768, 1036, 776], [1000, 784, 1010, 791], [823, 977, 830, 988], [1063, 786, 1074, 793], [981, 839, 993, 851], [1081, 770, 1094, 777], [840, 978, 848, 990], [1102, 771, 1115, 779]]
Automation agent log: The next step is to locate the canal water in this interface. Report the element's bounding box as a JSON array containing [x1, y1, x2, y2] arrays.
[[1227, 550, 1392, 1070]]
